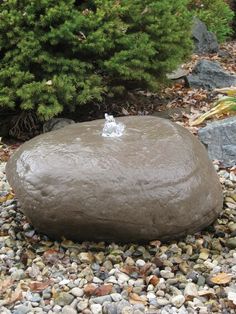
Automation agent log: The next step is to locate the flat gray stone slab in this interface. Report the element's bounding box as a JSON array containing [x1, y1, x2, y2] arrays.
[[167, 67, 189, 80]]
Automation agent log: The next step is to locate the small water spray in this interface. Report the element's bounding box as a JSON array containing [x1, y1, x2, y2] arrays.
[[102, 114, 125, 138]]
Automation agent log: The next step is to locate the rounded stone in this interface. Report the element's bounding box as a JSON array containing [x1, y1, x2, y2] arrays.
[[6, 116, 223, 242]]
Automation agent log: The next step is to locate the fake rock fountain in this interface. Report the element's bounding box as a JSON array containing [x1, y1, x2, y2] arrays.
[[6, 116, 223, 242]]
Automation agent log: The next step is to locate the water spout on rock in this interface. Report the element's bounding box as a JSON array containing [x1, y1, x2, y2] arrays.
[[102, 113, 125, 138]]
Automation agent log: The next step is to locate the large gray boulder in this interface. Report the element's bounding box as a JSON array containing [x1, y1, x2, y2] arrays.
[[6, 116, 223, 242], [187, 60, 236, 90], [198, 117, 236, 167], [192, 18, 219, 55]]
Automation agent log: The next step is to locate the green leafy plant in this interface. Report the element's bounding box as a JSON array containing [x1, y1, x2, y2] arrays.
[[227, 0, 236, 38], [191, 87, 236, 126], [189, 0, 234, 42], [0, 0, 192, 121]]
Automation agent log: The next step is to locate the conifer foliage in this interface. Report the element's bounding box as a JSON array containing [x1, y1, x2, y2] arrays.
[[189, 0, 234, 42], [0, 0, 192, 120]]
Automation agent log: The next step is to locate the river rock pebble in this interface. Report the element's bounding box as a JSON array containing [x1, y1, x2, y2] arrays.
[[61, 305, 77, 314], [184, 283, 198, 298], [77, 300, 89, 312], [70, 287, 84, 297], [171, 295, 185, 308], [0, 152, 236, 313], [90, 303, 102, 314]]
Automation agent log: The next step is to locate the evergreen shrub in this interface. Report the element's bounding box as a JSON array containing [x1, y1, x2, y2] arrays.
[[0, 0, 192, 120], [189, 0, 234, 42], [227, 0, 236, 37]]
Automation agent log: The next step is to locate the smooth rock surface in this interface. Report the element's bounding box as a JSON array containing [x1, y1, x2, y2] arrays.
[[198, 117, 236, 167], [192, 18, 219, 54], [6, 116, 223, 242], [187, 60, 236, 90]]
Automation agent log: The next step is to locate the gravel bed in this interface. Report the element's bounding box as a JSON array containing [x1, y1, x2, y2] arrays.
[[0, 160, 236, 314]]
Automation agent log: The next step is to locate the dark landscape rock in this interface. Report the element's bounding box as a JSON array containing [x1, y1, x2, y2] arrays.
[[192, 18, 219, 55], [43, 118, 75, 133], [218, 50, 232, 59], [198, 117, 236, 167], [6, 116, 223, 242], [186, 60, 236, 90]]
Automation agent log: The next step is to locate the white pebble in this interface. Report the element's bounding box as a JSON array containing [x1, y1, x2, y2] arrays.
[[90, 303, 102, 314], [93, 277, 103, 284], [106, 275, 117, 284], [214, 164, 219, 171], [59, 279, 70, 286], [156, 290, 165, 297], [117, 273, 130, 283], [157, 297, 170, 306], [160, 270, 174, 279], [136, 259, 146, 267], [128, 279, 135, 286], [70, 287, 84, 297], [53, 305, 62, 313], [147, 292, 156, 301], [171, 295, 185, 308], [110, 293, 122, 302], [230, 172, 236, 182], [184, 282, 198, 298], [134, 279, 145, 287], [77, 300, 89, 312], [212, 266, 221, 273], [147, 284, 154, 291]]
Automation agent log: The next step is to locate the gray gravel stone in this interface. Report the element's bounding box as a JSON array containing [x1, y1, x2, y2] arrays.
[[103, 302, 117, 314], [226, 237, 236, 249], [110, 293, 123, 302], [54, 292, 74, 306], [160, 270, 174, 279], [90, 295, 112, 305], [77, 300, 89, 312], [133, 304, 145, 312], [120, 306, 133, 314], [0, 307, 12, 314], [61, 305, 77, 314], [13, 304, 32, 314], [117, 300, 133, 314], [11, 269, 25, 281], [197, 275, 206, 287]]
